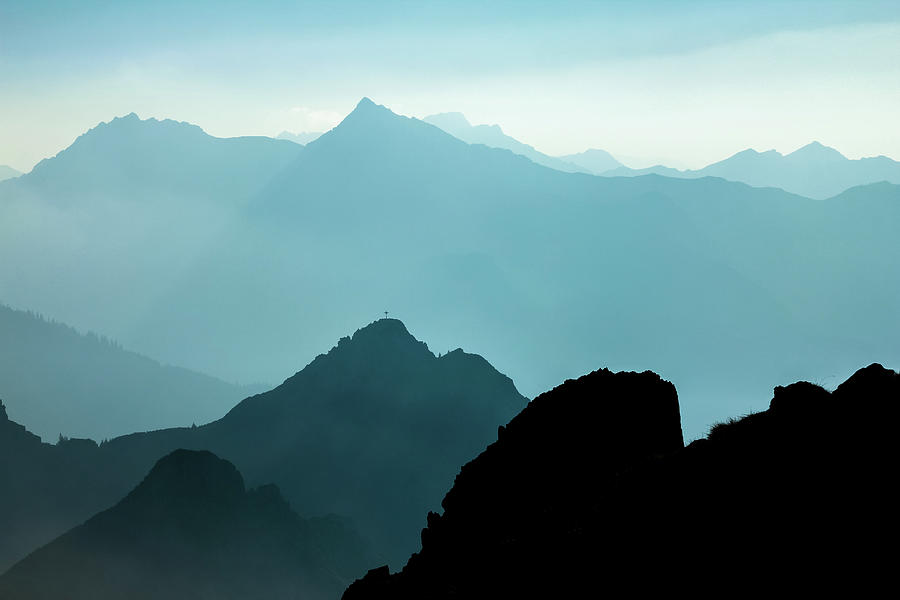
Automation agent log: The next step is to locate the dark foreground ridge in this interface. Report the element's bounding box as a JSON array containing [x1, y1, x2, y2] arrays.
[[0, 449, 374, 600], [345, 363, 899, 598]]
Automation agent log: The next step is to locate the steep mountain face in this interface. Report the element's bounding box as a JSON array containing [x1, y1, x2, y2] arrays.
[[2, 98, 898, 445], [0, 449, 374, 600], [557, 147, 624, 174], [344, 363, 900, 598], [0, 319, 526, 572], [0, 165, 20, 181], [604, 141, 900, 198], [423, 111, 591, 173], [0, 304, 261, 441]]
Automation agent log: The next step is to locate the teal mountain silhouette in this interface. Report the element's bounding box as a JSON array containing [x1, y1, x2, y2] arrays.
[[0, 304, 262, 441], [0, 319, 526, 572], [557, 147, 624, 174], [423, 111, 591, 173], [1, 97, 898, 445], [22, 112, 302, 200], [0, 165, 21, 182], [0, 449, 374, 600], [603, 141, 900, 198]]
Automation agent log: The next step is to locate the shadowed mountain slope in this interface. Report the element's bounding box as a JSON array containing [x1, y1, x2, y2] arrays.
[[0, 319, 526, 572], [344, 363, 899, 598], [0, 449, 374, 600], [0, 304, 260, 441], [0, 399, 116, 574], [604, 141, 900, 198]]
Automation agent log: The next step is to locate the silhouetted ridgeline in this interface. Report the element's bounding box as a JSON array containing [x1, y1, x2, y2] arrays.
[[344, 363, 899, 598], [601, 141, 900, 199], [0, 319, 525, 573], [0, 304, 261, 441], [3, 98, 898, 445], [0, 398, 116, 574], [0, 449, 374, 600], [0, 165, 20, 182]]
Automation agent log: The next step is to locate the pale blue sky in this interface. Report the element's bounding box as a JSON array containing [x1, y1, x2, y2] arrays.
[[1, 0, 898, 170]]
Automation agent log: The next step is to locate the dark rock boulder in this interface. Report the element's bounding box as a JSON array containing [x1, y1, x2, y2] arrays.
[[345, 363, 899, 598]]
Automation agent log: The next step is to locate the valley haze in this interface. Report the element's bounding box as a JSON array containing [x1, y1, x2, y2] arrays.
[[1, 2, 898, 598]]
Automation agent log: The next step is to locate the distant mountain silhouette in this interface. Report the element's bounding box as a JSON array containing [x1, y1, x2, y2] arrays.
[[423, 111, 591, 173], [0, 449, 374, 600], [0, 165, 21, 182], [604, 141, 900, 198], [20, 113, 302, 200], [557, 148, 624, 174], [276, 130, 324, 145], [0, 319, 525, 572], [1, 97, 898, 447], [0, 304, 261, 441], [344, 363, 899, 598]]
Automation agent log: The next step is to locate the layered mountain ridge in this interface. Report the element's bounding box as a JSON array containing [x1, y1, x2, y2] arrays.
[[0, 449, 374, 600], [0, 319, 526, 572], [0, 304, 260, 441], [603, 140, 900, 198], [1, 97, 898, 449]]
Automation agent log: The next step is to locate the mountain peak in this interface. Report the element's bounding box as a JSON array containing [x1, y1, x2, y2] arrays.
[[332, 318, 429, 358], [787, 141, 847, 161], [125, 449, 245, 508], [423, 112, 474, 135]]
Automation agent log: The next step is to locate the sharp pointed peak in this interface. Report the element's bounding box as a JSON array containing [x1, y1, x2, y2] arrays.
[[788, 141, 847, 160], [333, 97, 403, 126], [353, 97, 384, 112]]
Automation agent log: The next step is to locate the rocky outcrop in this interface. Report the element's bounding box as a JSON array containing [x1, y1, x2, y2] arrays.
[[345, 364, 899, 597]]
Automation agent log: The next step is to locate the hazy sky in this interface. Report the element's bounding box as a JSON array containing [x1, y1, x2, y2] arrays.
[[1, 0, 898, 171]]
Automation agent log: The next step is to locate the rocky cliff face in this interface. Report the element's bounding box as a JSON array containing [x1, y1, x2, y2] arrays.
[[345, 364, 899, 598]]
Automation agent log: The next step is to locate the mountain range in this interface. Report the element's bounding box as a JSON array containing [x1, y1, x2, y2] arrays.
[[0, 165, 20, 182], [602, 141, 900, 199], [1, 98, 898, 445], [345, 362, 900, 597], [0, 449, 374, 600], [423, 111, 900, 198], [0, 304, 261, 441], [0, 319, 525, 573]]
